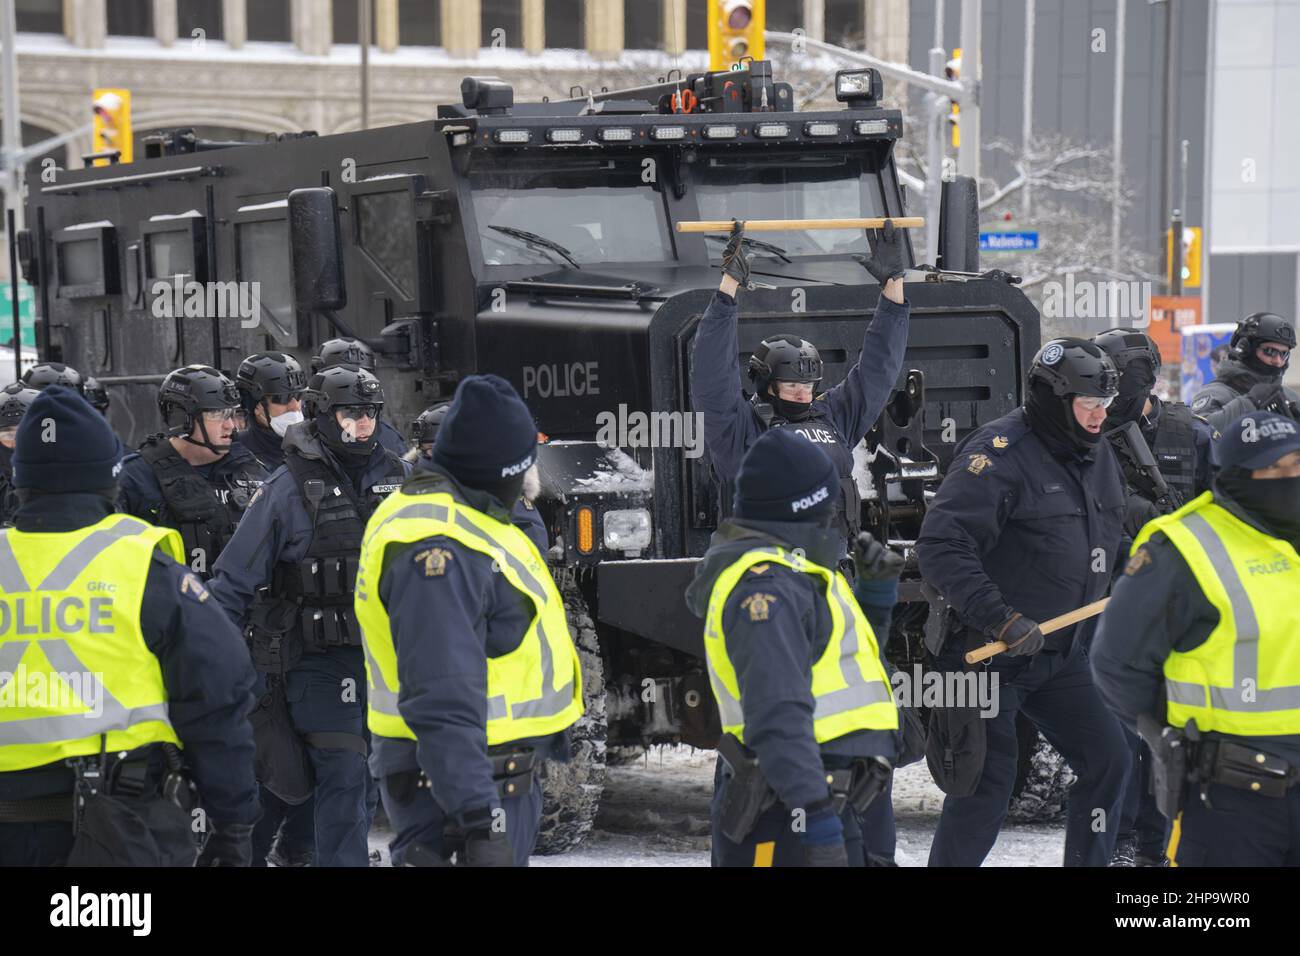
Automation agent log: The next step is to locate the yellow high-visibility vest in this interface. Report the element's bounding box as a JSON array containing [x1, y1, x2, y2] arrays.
[[703, 546, 898, 744], [355, 486, 582, 746], [1135, 491, 1300, 736], [0, 515, 185, 771]]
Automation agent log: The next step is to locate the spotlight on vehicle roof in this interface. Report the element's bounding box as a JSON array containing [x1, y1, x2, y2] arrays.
[[461, 76, 514, 114], [835, 69, 882, 107]]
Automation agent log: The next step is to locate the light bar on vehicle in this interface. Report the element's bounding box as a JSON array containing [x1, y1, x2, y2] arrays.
[[704, 124, 739, 139], [546, 128, 583, 143], [854, 119, 890, 135], [754, 122, 790, 139], [651, 125, 686, 141], [803, 121, 841, 137], [493, 129, 530, 144], [599, 127, 634, 142]]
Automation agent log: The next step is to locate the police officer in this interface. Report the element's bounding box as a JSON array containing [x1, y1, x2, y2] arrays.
[[690, 219, 911, 543], [118, 365, 268, 579], [0, 384, 39, 525], [1092, 411, 1300, 865], [82, 377, 110, 417], [685, 428, 900, 867], [1191, 312, 1298, 428], [410, 401, 548, 552], [21, 361, 84, 395], [1093, 328, 1214, 865], [209, 364, 409, 867], [917, 338, 1132, 867], [356, 374, 581, 866], [0, 386, 259, 866], [233, 351, 308, 472], [313, 336, 407, 458]]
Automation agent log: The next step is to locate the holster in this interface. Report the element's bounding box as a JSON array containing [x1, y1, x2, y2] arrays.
[[716, 733, 778, 843], [839, 756, 893, 816], [248, 676, 314, 805], [1137, 714, 1191, 819]]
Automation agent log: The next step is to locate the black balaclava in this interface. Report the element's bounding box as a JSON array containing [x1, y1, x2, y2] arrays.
[[766, 383, 814, 422], [1025, 379, 1101, 457], [1216, 466, 1300, 546], [1106, 358, 1156, 429], [316, 408, 379, 461], [1241, 341, 1289, 379]]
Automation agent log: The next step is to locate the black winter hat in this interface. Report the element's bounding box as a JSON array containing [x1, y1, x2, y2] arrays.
[[432, 374, 537, 486], [12, 385, 125, 492], [734, 428, 839, 522]]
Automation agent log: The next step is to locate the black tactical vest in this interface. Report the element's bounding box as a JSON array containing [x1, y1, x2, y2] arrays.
[[137, 436, 263, 576], [754, 398, 862, 541], [1147, 402, 1200, 506], [265, 447, 405, 657]]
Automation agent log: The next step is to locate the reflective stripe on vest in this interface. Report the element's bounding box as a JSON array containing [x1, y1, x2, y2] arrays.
[[703, 546, 898, 745], [0, 515, 184, 770], [1134, 492, 1300, 735], [355, 490, 583, 745]]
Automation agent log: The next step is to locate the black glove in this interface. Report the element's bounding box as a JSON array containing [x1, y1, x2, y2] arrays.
[[987, 611, 1044, 657], [800, 806, 850, 867], [851, 532, 905, 581], [1248, 382, 1287, 413], [720, 219, 753, 289], [195, 821, 254, 867], [461, 828, 515, 867], [1123, 493, 1161, 538], [853, 219, 907, 284]]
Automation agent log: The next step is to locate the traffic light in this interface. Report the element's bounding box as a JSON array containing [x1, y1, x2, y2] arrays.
[[708, 0, 764, 71], [1166, 226, 1202, 289], [91, 88, 132, 166]]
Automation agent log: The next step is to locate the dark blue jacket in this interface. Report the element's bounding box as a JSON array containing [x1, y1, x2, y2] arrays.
[[0, 494, 260, 826], [916, 408, 1127, 648], [368, 466, 564, 826], [208, 425, 409, 630], [117, 439, 268, 525], [689, 290, 910, 489], [233, 423, 287, 472], [685, 517, 898, 812], [1091, 485, 1300, 767], [377, 418, 408, 459]]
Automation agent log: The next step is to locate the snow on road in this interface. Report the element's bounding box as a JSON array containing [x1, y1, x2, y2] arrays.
[[371, 745, 1067, 867]]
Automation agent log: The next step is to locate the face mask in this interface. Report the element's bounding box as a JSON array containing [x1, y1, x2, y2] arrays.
[[1217, 470, 1300, 542], [270, 410, 303, 437], [1106, 360, 1154, 428]]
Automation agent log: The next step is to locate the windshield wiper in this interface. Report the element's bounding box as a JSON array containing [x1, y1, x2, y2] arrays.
[[488, 225, 581, 269], [702, 233, 793, 264]]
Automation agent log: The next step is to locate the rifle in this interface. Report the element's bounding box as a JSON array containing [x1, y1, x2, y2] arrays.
[[1105, 420, 1181, 515]]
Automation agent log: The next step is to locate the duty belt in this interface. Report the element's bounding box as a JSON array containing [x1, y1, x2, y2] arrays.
[[1202, 738, 1300, 799]]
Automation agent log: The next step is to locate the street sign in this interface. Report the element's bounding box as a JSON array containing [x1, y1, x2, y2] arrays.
[[979, 231, 1039, 252], [3, 284, 35, 348]]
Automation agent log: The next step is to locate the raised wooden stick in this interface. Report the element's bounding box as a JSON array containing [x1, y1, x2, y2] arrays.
[[964, 598, 1112, 664], [675, 216, 926, 233]]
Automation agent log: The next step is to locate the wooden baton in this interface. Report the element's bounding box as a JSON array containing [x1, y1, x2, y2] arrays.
[[964, 598, 1112, 665], [675, 216, 926, 233]]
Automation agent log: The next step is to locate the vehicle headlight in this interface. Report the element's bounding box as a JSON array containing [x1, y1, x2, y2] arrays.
[[603, 509, 651, 552]]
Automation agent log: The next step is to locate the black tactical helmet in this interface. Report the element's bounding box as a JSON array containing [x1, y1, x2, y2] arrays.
[[1028, 338, 1120, 399], [1092, 328, 1162, 374], [22, 362, 84, 394], [1230, 312, 1295, 368], [236, 351, 307, 412], [302, 364, 385, 459], [158, 365, 241, 452], [746, 335, 824, 394], [311, 337, 375, 373], [82, 376, 110, 413], [0, 384, 40, 429], [411, 402, 450, 446]]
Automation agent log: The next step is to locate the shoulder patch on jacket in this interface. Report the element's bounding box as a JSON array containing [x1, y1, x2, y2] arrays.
[[747, 563, 770, 575], [180, 572, 211, 603], [414, 547, 454, 577], [739, 592, 778, 623], [1124, 546, 1153, 577], [966, 453, 994, 476]]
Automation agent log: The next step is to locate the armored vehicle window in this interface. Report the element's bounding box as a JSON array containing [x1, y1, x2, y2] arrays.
[[58, 240, 101, 287], [236, 219, 296, 344], [694, 153, 878, 258], [356, 190, 416, 296], [470, 157, 672, 266], [146, 230, 195, 281]]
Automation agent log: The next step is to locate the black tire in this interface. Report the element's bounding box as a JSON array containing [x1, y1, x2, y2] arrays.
[[1006, 714, 1075, 823], [533, 582, 608, 855]]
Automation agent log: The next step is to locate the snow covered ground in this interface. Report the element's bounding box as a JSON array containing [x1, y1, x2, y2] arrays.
[[368, 745, 1067, 867]]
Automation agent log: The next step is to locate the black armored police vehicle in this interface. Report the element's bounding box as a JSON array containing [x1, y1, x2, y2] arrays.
[[18, 60, 1043, 851]]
